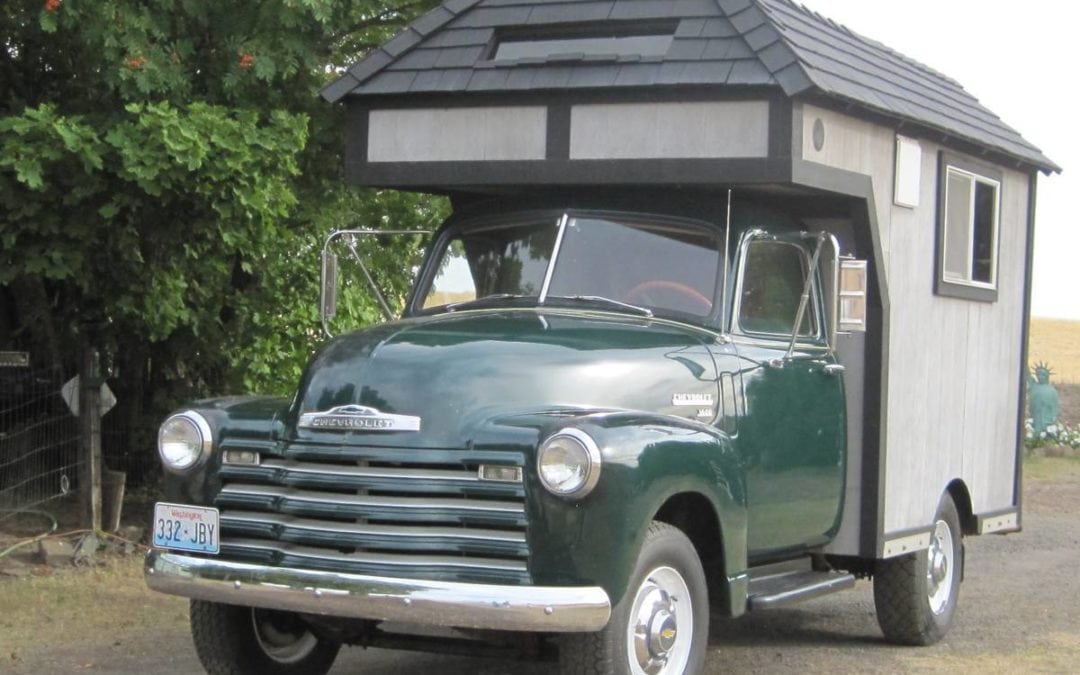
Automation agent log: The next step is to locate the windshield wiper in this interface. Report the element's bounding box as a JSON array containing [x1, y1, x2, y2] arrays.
[[544, 295, 653, 318], [445, 294, 529, 312]]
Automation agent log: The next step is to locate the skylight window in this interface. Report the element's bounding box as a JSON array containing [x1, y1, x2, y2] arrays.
[[492, 23, 675, 61]]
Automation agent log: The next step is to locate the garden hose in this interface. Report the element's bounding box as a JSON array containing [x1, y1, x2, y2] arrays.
[[0, 509, 60, 559]]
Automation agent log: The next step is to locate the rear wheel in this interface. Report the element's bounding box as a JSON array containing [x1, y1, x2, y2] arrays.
[[560, 521, 708, 674], [190, 600, 340, 675], [873, 495, 963, 645]]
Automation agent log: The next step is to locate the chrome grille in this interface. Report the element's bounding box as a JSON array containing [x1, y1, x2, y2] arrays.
[[214, 440, 530, 584]]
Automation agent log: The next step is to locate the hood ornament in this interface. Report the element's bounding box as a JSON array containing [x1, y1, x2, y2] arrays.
[[298, 405, 421, 432]]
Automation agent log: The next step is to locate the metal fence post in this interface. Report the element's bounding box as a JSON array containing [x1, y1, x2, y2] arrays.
[[79, 345, 102, 530]]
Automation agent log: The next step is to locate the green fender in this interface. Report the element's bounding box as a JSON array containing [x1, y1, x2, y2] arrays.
[[523, 412, 748, 614], [159, 396, 289, 506]]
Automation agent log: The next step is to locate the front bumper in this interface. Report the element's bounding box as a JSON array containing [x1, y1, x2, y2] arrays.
[[145, 550, 611, 632]]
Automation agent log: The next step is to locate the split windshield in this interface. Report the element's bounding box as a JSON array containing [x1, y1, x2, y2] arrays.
[[419, 215, 723, 320]]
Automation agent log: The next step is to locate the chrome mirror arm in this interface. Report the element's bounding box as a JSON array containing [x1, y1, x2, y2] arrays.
[[320, 229, 430, 339], [785, 232, 827, 361]]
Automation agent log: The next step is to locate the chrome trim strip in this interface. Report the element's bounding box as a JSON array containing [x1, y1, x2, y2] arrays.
[[217, 485, 525, 516], [223, 538, 527, 572], [881, 531, 932, 559], [538, 213, 569, 303], [146, 550, 611, 632], [222, 511, 526, 545], [977, 510, 1019, 534], [246, 459, 481, 484]]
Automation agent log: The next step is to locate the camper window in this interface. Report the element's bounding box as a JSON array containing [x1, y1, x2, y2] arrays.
[[936, 153, 1002, 302]]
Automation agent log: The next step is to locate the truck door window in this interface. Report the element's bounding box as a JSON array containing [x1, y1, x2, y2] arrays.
[[738, 241, 817, 337]]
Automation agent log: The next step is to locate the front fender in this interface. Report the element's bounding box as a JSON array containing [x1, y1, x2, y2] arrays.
[[160, 396, 290, 506], [525, 412, 747, 605]]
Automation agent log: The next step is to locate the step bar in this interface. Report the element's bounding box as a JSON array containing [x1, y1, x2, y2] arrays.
[[747, 559, 856, 611]]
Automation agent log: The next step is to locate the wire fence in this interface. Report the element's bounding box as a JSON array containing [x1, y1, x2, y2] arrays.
[[0, 366, 81, 525]]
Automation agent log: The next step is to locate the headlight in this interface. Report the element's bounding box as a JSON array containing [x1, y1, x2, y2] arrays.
[[158, 411, 212, 472], [537, 428, 601, 499]]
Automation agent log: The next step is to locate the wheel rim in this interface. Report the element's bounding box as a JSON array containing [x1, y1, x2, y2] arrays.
[[925, 518, 956, 615], [251, 608, 319, 664], [626, 566, 693, 675]]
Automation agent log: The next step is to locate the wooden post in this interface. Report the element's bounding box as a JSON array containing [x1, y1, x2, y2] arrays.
[[79, 345, 102, 531]]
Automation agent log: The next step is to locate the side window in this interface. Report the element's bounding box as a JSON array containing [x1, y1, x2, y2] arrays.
[[936, 152, 1001, 302], [738, 241, 816, 337]]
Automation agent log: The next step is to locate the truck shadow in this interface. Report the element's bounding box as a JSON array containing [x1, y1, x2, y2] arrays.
[[710, 608, 885, 648]]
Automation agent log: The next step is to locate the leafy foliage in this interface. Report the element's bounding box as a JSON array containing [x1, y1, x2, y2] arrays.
[[1, 0, 447, 475]]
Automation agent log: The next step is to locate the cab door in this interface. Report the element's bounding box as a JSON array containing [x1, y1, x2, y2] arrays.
[[727, 231, 846, 559]]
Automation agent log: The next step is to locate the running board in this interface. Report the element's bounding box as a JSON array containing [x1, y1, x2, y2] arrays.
[[747, 561, 856, 611]]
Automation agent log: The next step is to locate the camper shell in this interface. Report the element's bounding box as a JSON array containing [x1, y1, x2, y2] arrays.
[[146, 1, 1058, 673]]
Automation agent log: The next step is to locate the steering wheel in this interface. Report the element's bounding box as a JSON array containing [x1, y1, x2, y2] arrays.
[[624, 280, 713, 315]]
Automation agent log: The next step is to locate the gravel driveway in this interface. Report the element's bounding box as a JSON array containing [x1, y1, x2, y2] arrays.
[[4, 463, 1077, 674]]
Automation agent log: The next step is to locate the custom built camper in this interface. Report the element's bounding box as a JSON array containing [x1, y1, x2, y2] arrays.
[[146, 2, 1059, 674]]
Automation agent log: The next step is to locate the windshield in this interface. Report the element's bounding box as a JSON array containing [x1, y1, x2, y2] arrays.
[[419, 214, 723, 321]]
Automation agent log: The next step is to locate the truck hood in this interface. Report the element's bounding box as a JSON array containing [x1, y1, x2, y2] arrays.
[[291, 310, 719, 448]]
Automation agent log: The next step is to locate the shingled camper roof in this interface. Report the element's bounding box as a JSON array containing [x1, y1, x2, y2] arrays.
[[323, 0, 1057, 173]]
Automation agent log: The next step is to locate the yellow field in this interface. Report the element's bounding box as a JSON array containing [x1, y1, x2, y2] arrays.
[[1029, 318, 1080, 383]]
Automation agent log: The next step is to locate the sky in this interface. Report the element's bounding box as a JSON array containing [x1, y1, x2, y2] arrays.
[[798, 0, 1078, 319]]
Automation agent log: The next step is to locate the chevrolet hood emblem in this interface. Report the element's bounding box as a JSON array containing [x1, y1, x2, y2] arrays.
[[298, 405, 421, 432]]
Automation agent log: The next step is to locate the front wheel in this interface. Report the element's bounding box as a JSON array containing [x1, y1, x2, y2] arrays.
[[873, 494, 963, 645], [190, 600, 341, 675], [560, 521, 709, 675]]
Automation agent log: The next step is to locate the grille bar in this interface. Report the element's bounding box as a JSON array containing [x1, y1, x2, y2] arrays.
[[222, 511, 528, 557], [282, 444, 527, 467], [220, 459, 524, 498], [221, 538, 529, 583], [216, 484, 527, 527]]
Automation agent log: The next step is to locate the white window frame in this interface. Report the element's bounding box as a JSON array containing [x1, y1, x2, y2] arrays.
[[935, 152, 1002, 303]]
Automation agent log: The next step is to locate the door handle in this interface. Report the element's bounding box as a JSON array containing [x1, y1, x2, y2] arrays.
[[823, 364, 845, 376]]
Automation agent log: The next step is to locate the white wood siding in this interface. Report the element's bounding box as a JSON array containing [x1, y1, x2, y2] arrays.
[[801, 104, 1026, 536]]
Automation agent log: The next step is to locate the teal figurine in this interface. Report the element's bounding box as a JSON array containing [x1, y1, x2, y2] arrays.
[[1029, 363, 1060, 435]]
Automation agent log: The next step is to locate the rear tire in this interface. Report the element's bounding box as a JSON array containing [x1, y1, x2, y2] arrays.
[[873, 495, 963, 645], [190, 600, 340, 675], [559, 521, 708, 674]]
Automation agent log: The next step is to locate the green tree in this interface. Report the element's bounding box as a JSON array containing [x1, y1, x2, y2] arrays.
[[0, 0, 447, 473]]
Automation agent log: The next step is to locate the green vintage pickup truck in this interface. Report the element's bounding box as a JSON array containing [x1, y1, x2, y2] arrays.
[[148, 197, 958, 675], [145, 1, 1052, 672]]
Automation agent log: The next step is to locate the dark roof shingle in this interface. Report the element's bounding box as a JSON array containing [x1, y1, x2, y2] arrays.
[[323, 0, 1057, 171]]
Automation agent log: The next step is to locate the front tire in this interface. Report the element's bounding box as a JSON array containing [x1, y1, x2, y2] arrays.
[[560, 521, 708, 675], [190, 600, 340, 675], [873, 494, 963, 645]]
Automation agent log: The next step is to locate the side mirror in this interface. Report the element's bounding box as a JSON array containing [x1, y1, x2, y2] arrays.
[[321, 250, 338, 322], [837, 259, 868, 333], [319, 229, 431, 338]]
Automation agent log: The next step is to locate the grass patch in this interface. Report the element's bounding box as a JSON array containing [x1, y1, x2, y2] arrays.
[[0, 554, 188, 657], [1023, 454, 1080, 481]]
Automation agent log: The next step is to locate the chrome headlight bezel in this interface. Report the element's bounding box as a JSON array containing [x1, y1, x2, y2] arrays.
[[157, 410, 213, 473], [537, 427, 602, 500]]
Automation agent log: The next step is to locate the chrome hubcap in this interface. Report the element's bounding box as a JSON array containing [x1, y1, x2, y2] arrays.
[[627, 567, 692, 675], [925, 518, 955, 615]]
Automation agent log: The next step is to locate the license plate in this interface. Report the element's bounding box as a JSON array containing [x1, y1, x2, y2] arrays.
[[153, 502, 220, 554]]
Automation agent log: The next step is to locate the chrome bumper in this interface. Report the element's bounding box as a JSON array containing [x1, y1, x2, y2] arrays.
[[145, 550, 611, 632]]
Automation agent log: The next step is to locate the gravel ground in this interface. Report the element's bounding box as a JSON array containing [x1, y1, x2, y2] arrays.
[[2, 461, 1077, 674]]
